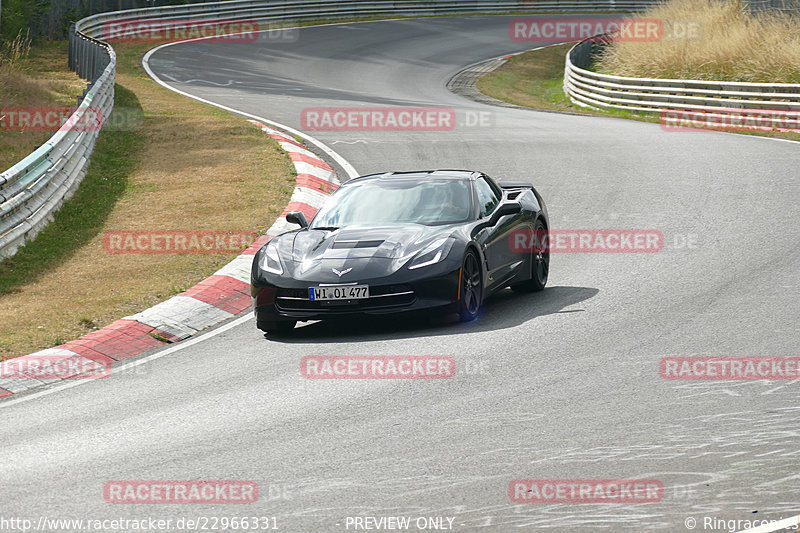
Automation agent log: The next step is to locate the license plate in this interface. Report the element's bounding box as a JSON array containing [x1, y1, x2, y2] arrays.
[[309, 285, 369, 301]]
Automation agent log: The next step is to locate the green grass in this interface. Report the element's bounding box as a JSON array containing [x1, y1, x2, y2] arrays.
[[477, 43, 647, 123], [476, 44, 574, 111], [0, 84, 144, 296]]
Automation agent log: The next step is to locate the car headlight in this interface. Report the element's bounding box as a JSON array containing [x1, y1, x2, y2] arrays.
[[408, 237, 454, 270], [260, 242, 283, 275]]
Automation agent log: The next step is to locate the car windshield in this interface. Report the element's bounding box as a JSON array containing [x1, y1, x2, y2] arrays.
[[311, 178, 473, 227]]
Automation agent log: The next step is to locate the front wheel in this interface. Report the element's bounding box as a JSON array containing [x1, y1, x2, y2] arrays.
[[459, 249, 483, 322]]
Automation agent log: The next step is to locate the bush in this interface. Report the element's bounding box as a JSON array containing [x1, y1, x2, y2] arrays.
[[1, 0, 50, 42], [1, 0, 207, 43]]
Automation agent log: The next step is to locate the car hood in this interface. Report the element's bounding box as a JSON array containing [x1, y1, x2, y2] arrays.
[[276, 224, 455, 281]]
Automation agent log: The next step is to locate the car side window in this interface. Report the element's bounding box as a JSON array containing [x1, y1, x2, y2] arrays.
[[474, 177, 501, 217]]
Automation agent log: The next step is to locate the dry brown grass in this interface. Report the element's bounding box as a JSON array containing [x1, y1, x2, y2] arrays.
[[0, 41, 294, 358], [595, 0, 800, 83], [1, 30, 32, 68], [0, 41, 87, 172], [477, 41, 800, 142]]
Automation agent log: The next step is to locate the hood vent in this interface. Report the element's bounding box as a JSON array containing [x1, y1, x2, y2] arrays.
[[331, 239, 385, 249]]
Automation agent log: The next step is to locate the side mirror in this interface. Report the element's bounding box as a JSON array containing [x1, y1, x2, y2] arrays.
[[488, 201, 521, 225], [286, 211, 309, 228]]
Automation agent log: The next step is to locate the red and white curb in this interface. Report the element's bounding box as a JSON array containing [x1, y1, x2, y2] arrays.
[[0, 121, 339, 399]]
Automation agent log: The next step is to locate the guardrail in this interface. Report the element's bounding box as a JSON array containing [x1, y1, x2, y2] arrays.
[[563, 35, 800, 124], [0, 26, 115, 260], [747, 0, 800, 14], [75, 0, 663, 38], [1, 0, 660, 261]]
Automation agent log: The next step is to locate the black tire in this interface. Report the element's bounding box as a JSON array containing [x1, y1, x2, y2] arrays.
[[459, 249, 483, 322], [257, 320, 297, 334], [511, 219, 549, 293]]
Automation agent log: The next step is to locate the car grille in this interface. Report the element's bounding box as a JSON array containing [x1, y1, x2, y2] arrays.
[[275, 284, 415, 312]]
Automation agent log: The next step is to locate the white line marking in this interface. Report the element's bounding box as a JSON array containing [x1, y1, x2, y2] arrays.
[[735, 513, 800, 533], [0, 314, 254, 409], [160, 73, 235, 86], [2, 22, 365, 407], [141, 27, 360, 179]]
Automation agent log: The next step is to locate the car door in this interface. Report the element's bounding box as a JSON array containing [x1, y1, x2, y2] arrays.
[[473, 176, 522, 290]]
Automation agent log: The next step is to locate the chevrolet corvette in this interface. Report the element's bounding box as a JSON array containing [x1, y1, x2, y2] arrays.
[[250, 170, 549, 333]]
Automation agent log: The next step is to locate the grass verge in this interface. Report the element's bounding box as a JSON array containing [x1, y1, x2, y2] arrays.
[[0, 40, 87, 171], [0, 41, 294, 358], [0, 82, 143, 297], [477, 44, 576, 112], [477, 43, 800, 142], [476, 43, 644, 121]]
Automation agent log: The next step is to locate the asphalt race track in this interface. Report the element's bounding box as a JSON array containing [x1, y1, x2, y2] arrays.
[[2, 15, 800, 532]]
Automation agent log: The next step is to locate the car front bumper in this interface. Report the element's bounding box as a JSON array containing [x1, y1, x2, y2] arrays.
[[251, 268, 461, 322]]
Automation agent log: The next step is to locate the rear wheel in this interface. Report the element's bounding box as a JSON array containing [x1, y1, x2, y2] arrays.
[[511, 219, 549, 293], [257, 320, 297, 334], [459, 249, 483, 322]]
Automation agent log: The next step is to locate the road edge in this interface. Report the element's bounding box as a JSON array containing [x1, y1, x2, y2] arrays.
[[0, 122, 344, 400]]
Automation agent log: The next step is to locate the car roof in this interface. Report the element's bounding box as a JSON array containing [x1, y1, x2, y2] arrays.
[[345, 170, 482, 185]]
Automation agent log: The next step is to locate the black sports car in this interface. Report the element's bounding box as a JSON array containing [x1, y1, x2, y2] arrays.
[[250, 170, 549, 333]]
